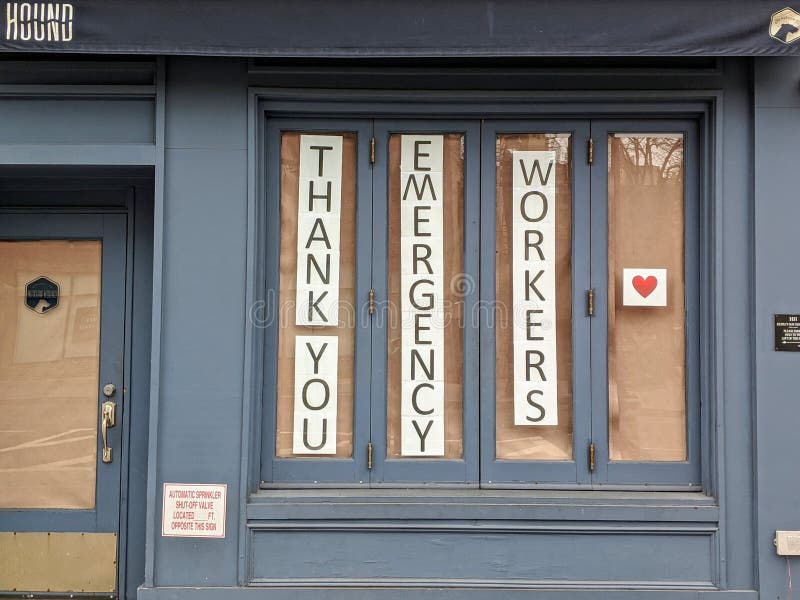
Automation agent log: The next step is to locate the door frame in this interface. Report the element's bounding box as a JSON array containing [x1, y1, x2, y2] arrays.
[[0, 167, 154, 598]]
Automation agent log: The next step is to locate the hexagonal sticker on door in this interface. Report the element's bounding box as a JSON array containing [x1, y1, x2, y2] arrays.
[[25, 276, 59, 314], [770, 7, 800, 44]]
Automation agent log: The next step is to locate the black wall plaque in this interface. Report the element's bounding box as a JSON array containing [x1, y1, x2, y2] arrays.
[[775, 314, 800, 351]]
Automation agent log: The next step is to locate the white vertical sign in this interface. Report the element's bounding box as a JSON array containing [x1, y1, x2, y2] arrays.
[[293, 335, 338, 454], [400, 135, 445, 456], [512, 151, 558, 425], [296, 135, 343, 327]]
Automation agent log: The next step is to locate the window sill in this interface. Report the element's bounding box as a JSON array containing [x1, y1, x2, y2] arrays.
[[247, 489, 718, 523]]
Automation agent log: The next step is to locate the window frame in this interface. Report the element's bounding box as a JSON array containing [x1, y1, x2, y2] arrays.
[[254, 103, 711, 494], [590, 119, 703, 488], [479, 119, 593, 487], [260, 117, 374, 486], [369, 119, 481, 486]]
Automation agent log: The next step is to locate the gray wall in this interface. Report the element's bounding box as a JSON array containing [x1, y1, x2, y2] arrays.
[[5, 53, 793, 600], [0, 57, 158, 599], [151, 57, 249, 586], [754, 56, 800, 600], [141, 57, 766, 598]]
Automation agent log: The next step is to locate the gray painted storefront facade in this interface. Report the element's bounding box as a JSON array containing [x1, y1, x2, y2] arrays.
[[1, 50, 799, 599]]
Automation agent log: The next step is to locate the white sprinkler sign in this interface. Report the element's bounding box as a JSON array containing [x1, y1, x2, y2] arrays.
[[162, 483, 227, 538]]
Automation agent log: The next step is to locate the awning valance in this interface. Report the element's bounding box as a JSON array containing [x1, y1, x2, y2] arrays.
[[2, 0, 800, 57]]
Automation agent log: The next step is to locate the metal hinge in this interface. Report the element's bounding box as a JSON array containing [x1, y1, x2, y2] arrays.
[[369, 288, 375, 315], [367, 442, 374, 470], [370, 137, 376, 165], [589, 442, 596, 473], [587, 137, 594, 165], [587, 288, 594, 316]]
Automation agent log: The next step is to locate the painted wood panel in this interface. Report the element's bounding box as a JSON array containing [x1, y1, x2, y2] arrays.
[[0, 99, 155, 144], [250, 526, 715, 585]]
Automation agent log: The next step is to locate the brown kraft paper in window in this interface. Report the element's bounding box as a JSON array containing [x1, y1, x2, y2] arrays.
[[0, 241, 101, 509], [608, 134, 686, 462], [495, 134, 573, 461], [275, 132, 356, 458]]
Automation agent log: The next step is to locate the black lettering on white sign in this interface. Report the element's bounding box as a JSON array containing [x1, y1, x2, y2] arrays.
[[293, 335, 338, 455], [400, 135, 445, 456], [296, 135, 343, 326], [512, 151, 558, 425]]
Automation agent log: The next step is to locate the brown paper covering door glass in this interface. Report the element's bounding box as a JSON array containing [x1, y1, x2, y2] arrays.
[[495, 134, 573, 460], [386, 133, 464, 459], [608, 134, 687, 462], [275, 132, 356, 458], [0, 240, 101, 509]]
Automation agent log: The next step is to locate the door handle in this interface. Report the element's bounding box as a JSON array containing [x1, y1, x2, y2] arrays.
[[101, 400, 116, 463]]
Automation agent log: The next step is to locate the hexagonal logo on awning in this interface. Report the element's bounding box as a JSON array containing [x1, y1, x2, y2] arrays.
[[770, 7, 800, 44], [25, 276, 59, 314]]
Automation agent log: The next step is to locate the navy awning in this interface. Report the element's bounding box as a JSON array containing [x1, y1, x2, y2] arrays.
[[2, 0, 800, 57]]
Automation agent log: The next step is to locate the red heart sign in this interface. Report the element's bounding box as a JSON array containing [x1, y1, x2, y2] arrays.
[[632, 275, 658, 298]]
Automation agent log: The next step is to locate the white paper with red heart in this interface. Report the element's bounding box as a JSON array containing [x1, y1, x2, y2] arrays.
[[622, 268, 667, 307]]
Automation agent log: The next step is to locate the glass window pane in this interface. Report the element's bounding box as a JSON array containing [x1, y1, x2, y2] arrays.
[[275, 132, 356, 458], [495, 134, 573, 461], [0, 240, 101, 509], [608, 133, 687, 462], [386, 133, 464, 459]]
